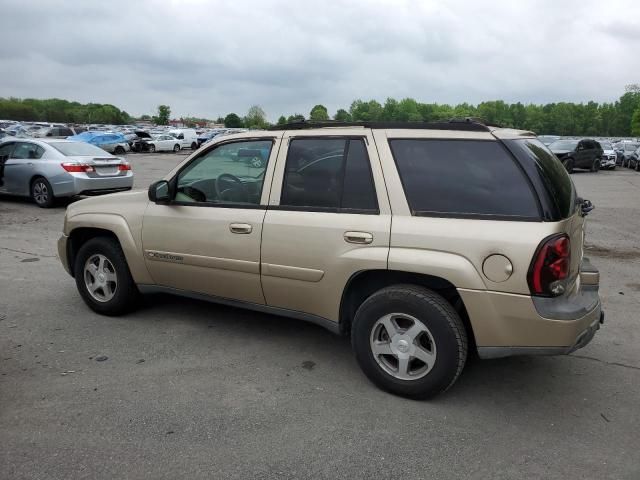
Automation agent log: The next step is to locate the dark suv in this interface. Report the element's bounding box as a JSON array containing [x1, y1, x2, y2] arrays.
[[549, 139, 603, 173]]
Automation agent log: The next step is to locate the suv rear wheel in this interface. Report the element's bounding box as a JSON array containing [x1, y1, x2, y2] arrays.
[[74, 237, 139, 316], [590, 159, 600, 172], [351, 285, 468, 399]]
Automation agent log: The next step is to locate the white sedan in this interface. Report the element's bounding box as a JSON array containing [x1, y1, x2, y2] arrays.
[[145, 135, 182, 153]]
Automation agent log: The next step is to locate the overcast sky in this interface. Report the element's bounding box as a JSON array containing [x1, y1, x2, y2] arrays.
[[1, 0, 639, 120]]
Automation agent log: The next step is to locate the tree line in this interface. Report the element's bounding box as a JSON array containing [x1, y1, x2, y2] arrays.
[[0, 97, 131, 125], [225, 85, 640, 137], [3, 85, 639, 136]]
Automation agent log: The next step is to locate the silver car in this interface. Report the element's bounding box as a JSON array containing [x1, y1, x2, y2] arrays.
[[0, 139, 133, 208]]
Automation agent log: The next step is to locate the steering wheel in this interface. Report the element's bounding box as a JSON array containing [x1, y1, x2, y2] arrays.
[[215, 173, 249, 202]]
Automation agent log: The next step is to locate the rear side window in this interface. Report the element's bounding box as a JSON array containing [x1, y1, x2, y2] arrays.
[[280, 138, 378, 212], [10, 143, 45, 159], [389, 139, 540, 219], [507, 139, 575, 219]]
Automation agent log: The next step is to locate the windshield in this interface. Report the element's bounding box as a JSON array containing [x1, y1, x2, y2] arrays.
[[51, 141, 113, 156], [549, 140, 578, 150], [599, 142, 612, 150], [624, 143, 638, 151]]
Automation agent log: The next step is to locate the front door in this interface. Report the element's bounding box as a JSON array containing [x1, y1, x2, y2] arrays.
[[142, 135, 281, 304], [260, 130, 392, 322]]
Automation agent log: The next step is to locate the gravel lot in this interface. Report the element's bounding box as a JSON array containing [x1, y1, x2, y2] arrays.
[[1, 153, 639, 480]]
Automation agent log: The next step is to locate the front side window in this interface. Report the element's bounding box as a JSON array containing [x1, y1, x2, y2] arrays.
[[175, 140, 273, 205], [389, 139, 540, 219], [280, 137, 378, 212], [10, 142, 44, 160]]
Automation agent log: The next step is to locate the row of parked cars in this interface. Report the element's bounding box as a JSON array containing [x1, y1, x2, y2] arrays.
[[0, 120, 248, 156], [540, 135, 640, 173]]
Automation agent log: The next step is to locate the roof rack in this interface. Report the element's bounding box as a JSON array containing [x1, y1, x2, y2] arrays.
[[268, 117, 500, 132]]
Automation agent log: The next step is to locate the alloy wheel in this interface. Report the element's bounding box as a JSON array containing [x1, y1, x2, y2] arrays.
[[369, 313, 437, 380], [84, 254, 118, 302], [33, 181, 49, 205]]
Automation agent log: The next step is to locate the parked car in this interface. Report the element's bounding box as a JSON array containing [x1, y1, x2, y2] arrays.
[[627, 146, 640, 171], [57, 121, 602, 399], [0, 139, 132, 207], [549, 138, 603, 173], [129, 130, 152, 152], [598, 141, 617, 170], [67, 132, 131, 155], [34, 126, 77, 138], [168, 128, 198, 150], [196, 130, 221, 148], [619, 143, 639, 167], [145, 134, 182, 153]]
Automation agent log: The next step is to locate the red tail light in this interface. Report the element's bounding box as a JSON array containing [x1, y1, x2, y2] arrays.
[[528, 234, 571, 297], [61, 163, 94, 173], [118, 163, 131, 171]]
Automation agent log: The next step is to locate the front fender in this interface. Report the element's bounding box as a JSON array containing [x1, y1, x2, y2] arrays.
[[67, 213, 153, 284]]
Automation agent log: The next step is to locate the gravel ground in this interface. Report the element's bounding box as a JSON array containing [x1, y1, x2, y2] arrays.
[[1, 153, 639, 480]]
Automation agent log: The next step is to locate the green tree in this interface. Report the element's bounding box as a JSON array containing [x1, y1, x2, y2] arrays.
[[224, 113, 244, 128], [277, 115, 287, 125], [245, 105, 268, 129], [309, 104, 329, 121], [153, 105, 171, 125], [631, 108, 640, 136], [287, 114, 305, 123], [139, 114, 151, 121], [333, 108, 351, 122]]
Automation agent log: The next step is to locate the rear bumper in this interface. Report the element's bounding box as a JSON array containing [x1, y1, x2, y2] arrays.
[[460, 257, 604, 359], [52, 172, 134, 197]]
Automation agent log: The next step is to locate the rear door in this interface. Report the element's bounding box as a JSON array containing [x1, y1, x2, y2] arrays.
[[4, 142, 44, 195], [260, 129, 391, 322]]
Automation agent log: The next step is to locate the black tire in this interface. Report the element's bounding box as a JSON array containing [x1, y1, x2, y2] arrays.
[[114, 146, 125, 155], [173, 144, 180, 153], [563, 158, 574, 173], [148, 144, 156, 153], [191, 142, 198, 150], [31, 176, 55, 208], [590, 159, 600, 172], [74, 237, 139, 316], [351, 285, 468, 399], [635, 161, 639, 172]]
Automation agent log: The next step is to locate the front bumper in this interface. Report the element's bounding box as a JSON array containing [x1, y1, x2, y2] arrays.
[[58, 233, 71, 275], [600, 157, 616, 168], [460, 258, 604, 359]]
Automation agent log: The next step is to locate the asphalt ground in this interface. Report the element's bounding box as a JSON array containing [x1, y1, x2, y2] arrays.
[[1, 152, 639, 479]]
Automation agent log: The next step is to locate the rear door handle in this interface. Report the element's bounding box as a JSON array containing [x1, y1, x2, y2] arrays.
[[344, 231, 373, 244], [229, 223, 252, 234]]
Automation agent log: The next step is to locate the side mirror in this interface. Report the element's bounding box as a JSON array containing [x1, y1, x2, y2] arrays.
[[148, 180, 171, 203]]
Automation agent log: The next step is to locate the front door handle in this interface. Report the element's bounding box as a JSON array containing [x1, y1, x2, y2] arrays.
[[344, 231, 373, 244], [229, 223, 252, 234]]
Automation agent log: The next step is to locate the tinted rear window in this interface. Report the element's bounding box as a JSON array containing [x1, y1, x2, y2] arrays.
[[508, 139, 575, 219], [389, 139, 540, 219]]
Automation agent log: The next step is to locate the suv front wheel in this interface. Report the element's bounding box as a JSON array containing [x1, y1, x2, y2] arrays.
[[74, 237, 139, 316], [351, 285, 468, 399]]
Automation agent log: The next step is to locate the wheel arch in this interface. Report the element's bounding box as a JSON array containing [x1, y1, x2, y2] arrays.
[[339, 269, 476, 352], [65, 214, 152, 284]]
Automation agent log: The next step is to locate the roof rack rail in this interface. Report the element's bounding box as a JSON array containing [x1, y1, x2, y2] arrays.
[[267, 117, 499, 132]]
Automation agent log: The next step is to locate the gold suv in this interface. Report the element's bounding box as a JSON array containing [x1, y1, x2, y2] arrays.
[[58, 120, 604, 398]]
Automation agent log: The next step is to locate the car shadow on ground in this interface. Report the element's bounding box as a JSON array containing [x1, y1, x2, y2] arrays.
[[0, 193, 84, 209], [135, 292, 605, 411]]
